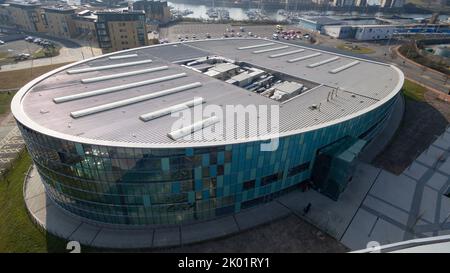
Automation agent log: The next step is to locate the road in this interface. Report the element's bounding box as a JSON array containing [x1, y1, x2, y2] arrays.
[[160, 22, 449, 94], [308, 35, 449, 95]]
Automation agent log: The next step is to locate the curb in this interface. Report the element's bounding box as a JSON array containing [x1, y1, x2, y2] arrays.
[[393, 45, 449, 78]]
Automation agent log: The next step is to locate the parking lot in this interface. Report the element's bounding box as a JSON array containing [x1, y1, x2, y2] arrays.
[[0, 39, 40, 60], [159, 23, 315, 43]]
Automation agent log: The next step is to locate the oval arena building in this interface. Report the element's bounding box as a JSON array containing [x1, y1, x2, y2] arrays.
[[12, 38, 404, 229]]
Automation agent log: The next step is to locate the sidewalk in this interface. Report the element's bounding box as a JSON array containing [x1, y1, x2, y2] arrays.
[[0, 114, 25, 175], [342, 126, 450, 250]]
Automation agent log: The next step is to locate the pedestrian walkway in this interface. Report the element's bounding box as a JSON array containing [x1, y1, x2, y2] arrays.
[[342, 126, 450, 250], [0, 120, 25, 175]]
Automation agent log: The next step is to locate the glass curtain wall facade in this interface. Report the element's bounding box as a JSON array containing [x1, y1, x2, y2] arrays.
[[18, 95, 398, 226]]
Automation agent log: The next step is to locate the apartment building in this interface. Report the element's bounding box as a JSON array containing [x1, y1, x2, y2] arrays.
[[379, 0, 393, 7], [330, 0, 356, 7], [72, 10, 97, 41], [133, 0, 170, 24], [95, 10, 148, 53], [4, 2, 47, 32], [42, 6, 77, 39], [355, 0, 367, 7]]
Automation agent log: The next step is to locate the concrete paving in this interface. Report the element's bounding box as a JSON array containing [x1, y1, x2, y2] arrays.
[[342, 126, 450, 250], [0, 114, 25, 174], [0, 45, 101, 71]]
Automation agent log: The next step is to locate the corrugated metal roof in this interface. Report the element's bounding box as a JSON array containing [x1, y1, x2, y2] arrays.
[[14, 38, 403, 147]]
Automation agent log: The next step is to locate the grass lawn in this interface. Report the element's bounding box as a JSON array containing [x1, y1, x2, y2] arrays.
[[0, 91, 16, 115], [337, 43, 375, 54], [0, 152, 67, 252], [0, 62, 72, 90], [402, 79, 426, 102], [32, 46, 61, 59]]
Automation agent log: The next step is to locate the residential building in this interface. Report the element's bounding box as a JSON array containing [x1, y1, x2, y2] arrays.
[[132, 0, 171, 24], [355, 0, 367, 7], [330, 0, 356, 6], [72, 10, 97, 41], [380, 0, 393, 7], [95, 10, 148, 53], [6, 2, 47, 32], [43, 6, 77, 38]]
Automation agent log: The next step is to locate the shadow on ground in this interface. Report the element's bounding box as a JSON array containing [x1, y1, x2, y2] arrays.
[[81, 214, 348, 253], [373, 92, 450, 174]]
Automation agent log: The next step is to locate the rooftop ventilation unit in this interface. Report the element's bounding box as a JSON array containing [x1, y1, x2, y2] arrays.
[[81, 66, 169, 83], [167, 116, 220, 140], [109, 54, 138, 60], [308, 57, 340, 68], [55, 73, 187, 103], [237, 43, 275, 50], [140, 97, 205, 122], [329, 61, 360, 74], [70, 82, 202, 118], [269, 49, 305, 58], [252, 46, 289, 54], [66, 60, 153, 74], [287, 53, 321, 63]]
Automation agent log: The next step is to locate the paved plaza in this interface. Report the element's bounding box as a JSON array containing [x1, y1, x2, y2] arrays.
[[342, 126, 450, 250]]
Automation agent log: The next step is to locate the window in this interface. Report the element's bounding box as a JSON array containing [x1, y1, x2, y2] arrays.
[[261, 172, 282, 186], [287, 162, 310, 177], [217, 165, 224, 176], [243, 179, 255, 190]]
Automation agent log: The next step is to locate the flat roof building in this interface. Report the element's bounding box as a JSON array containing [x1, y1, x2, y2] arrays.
[[13, 38, 403, 227]]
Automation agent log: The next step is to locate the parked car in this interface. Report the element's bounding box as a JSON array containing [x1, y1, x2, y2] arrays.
[[25, 36, 34, 42], [41, 41, 55, 48], [272, 33, 279, 40], [0, 40, 4, 45], [14, 53, 30, 61], [205, 33, 211, 38], [33, 38, 42, 44]]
